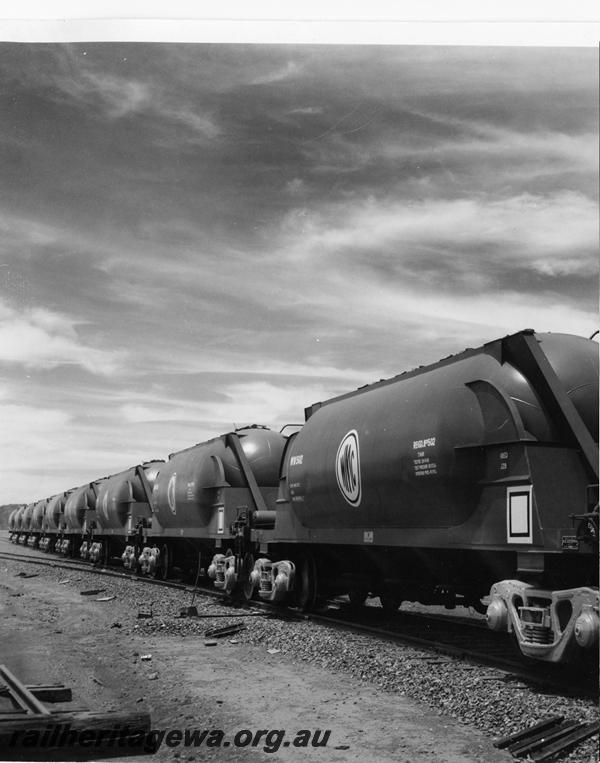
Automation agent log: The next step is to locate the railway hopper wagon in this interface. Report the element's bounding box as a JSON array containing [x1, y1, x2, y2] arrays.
[[40, 493, 72, 553], [7, 507, 19, 540], [8, 505, 22, 542], [243, 330, 598, 663], [13, 329, 598, 665], [89, 460, 163, 570], [62, 479, 110, 561], [149, 426, 287, 585], [26, 499, 47, 548], [16, 503, 35, 546], [9, 505, 25, 543]]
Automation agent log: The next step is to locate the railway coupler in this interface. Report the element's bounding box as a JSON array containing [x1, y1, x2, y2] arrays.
[[486, 580, 600, 662]]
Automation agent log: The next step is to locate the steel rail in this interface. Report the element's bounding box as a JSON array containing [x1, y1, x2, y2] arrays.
[[1, 541, 597, 700]]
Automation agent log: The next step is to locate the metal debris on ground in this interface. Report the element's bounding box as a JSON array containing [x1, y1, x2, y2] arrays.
[[140, 655, 152, 661], [178, 554, 203, 617], [204, 622, 246, 639], [0, 683, 72, 703], [80, 588, 106, 596], [179, 606, 198, 618], [267, 648, 281, 655], [0, 663, 152, 758], [204, 640, 218, 647], [176, 610, 266, 619], [14, 572, 39, 578], [96, 596, 115, 602], [137, 601, 153, 619], [494, 715, 600, 760]]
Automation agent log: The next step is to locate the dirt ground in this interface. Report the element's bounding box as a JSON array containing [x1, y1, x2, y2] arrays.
[[0, 562, 512, 763]]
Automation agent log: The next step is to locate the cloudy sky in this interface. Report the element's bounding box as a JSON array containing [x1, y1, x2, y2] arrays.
[[0, 41, 598, 504]]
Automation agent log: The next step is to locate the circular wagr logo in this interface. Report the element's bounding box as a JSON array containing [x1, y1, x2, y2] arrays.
[[167, 472, 177, 514], [336, 430, 361, 507]]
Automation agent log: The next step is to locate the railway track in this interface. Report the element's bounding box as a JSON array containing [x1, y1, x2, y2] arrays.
[[313, 607, 598, 700], [1, 539, 597, 701]]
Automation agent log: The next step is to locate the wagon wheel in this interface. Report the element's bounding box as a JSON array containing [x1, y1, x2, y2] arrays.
[[159, 544, 170, 580], [469, 596, 488, 616], [348, 588, 369, 608], [101, 539, 111, 568], [295, 552, 317, 612], [224, 553, 256, 601], [379, 593, 402, 616], [131, 544, 140, 576]]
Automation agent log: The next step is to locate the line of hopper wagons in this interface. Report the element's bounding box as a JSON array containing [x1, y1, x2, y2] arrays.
[[6, 329, 600, 665]]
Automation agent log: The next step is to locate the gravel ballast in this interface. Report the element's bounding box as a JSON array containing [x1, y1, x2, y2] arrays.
[[2, 552, 598, 762]]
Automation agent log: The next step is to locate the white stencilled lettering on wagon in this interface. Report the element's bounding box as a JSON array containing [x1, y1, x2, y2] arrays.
[[413, 455, 438, 477], [413, 437, 436, 450], [412, 436, 437, 476], [186, 481, 195, 501], [290, 455, 303, 466]]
